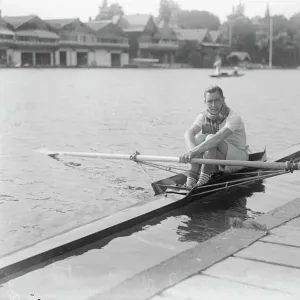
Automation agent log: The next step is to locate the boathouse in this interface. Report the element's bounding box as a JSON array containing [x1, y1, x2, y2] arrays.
[[113, 14, 179, 63], [45, 18, 96, 67], [174, 28, 228, 67], [46, 18, 129, 67], [0, 11, 129, 67], [3, 15, 60, 66], [0, 11, 15, 65], [85, 20, 129, 67]]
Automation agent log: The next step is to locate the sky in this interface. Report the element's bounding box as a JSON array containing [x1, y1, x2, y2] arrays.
[[0, 0, 299, 22]]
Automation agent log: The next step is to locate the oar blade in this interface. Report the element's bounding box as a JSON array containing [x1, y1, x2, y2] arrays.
[[34, 147, 51, 155], [34, 148, 60, 159]]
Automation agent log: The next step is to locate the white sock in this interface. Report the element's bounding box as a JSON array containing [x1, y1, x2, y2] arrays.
[[186, 177, 197, 188], [197, 173, 210, 186]]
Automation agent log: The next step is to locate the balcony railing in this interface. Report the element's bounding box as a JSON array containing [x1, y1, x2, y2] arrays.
[[14, 40, 59, 46], [0, 38, 15, 44], [0, 37, 129, 49], [59, 40, 129, 49], [139, 41, 179, 50]]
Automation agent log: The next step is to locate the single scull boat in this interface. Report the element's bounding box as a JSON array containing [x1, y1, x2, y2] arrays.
[[40, 144, 300, 206]]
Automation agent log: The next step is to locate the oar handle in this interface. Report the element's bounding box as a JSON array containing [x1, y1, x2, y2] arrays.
[[191, 158, 299, 171]]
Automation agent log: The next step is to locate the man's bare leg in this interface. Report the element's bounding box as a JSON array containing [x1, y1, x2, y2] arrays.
[[185, 134, 206, 188], [186, 153, 202, 188], [197, 138, 228, 186]]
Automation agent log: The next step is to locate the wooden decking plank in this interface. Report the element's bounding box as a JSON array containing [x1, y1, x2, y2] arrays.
[[151, 275, 299, 300], [203, 256, 300, 295], [88, 199, 300, 300], [235, 241, 300, 268], [261, 225, 300, 246], [255, 198, 300, 230], [88, 228, 265, 300]]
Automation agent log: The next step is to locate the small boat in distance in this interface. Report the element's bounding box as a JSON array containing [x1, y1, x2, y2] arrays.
[[123, 58, 160, 68], [209, 72, 244, 78]]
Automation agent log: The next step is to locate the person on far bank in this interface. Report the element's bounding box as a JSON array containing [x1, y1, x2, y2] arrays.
[[179, 85, 249, 189], [232, 64, 239, 75], [213, 54, 222, 75]]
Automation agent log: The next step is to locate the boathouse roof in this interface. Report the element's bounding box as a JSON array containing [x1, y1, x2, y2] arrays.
[[45, 18, 78, 29], [15, 29, 60, 39], [174, 28, 211, 43], [4, 15, 36, 29], [209, 30, 222, 43], [85, 20, 111, 31]]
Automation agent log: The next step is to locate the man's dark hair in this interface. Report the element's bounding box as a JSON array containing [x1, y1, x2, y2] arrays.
[[204, 85, 224, 98]]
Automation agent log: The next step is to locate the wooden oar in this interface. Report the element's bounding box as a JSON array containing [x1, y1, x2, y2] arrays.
[[41, 150, 300, 171]]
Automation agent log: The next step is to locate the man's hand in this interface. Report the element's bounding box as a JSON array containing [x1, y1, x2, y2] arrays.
[[179, 151, 193, 164]]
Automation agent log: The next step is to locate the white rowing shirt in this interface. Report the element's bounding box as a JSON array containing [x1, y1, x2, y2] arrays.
[[194, 109, 248, 152]]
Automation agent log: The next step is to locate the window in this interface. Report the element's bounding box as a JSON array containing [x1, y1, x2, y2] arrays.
[[0, 35, 14, 40], [79, 35, 86, 42], [61, 34, 77, 41], [40, 38, 55, 43]]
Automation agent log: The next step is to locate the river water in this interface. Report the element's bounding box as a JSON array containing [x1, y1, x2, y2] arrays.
[[1, 68, 300, 257]]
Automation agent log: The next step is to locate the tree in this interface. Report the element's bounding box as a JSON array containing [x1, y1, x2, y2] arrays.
[[289, 13, 300, 64], [109, 3, 124, 16], [289, 12, 300, 31], [272, 15, 290, 34], [232, 17, 256, 54], [158, 0, 181, 24], [225, 4, 256, 57], [254, 29, 269, 63], [264, 2, 270, 20], [159, 0, 300, 67], [176, 10, 220, 30], [175, 40, 202, 67], [95, 2, 124, 21]]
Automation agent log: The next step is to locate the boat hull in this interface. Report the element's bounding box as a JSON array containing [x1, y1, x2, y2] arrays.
[[2, 146, 300, 280], [210, 73, 244, 78], [152, 151, 267, 196]]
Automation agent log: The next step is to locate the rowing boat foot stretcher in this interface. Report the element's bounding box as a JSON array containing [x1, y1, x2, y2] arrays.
[[152, 151, 268, 197]]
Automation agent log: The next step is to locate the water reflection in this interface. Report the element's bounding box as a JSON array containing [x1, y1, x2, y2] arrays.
[[1, 180, 268, 285], [71, 179, 267, 252], [66, 180, 267, 253], [174, 180, 266, 243]]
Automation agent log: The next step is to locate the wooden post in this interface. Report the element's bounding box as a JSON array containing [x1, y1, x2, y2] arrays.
[[229, 21, 232, 47], [268, 17, 273, 68]]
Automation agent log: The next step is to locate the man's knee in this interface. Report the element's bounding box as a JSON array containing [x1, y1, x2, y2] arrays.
[[217, 141, 228, 157], [195, 134, 216, 145], [205, 134, 215, 140], [195, 133, 207, 145], [203, 148, 216, 159]]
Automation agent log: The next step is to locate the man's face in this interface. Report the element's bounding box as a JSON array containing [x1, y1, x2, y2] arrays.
[[204, 91, 224, 114]]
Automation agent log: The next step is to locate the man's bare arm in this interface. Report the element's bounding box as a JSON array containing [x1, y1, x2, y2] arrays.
[[190, 127, 233, 157], [184, 124, 201, 150]]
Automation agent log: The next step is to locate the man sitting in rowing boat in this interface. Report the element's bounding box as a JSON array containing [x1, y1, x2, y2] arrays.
[[180, 85, 249, 189]]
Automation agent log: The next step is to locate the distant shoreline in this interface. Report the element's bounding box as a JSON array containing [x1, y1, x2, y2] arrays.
[[0, 64, 298, 70]]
